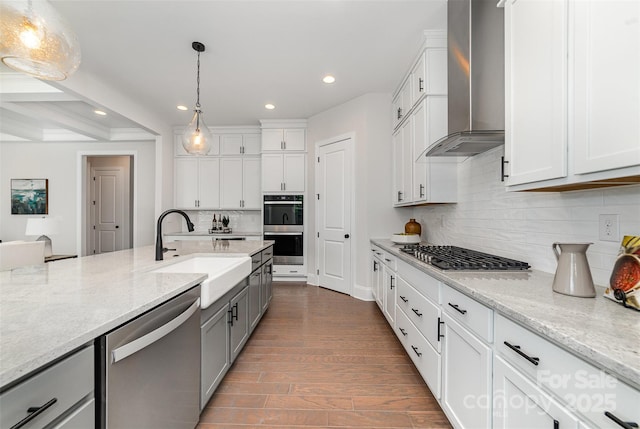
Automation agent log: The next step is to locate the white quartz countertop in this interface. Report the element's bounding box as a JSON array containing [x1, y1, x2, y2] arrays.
[[372, 239, 640, 390], [165, 231, 263, 237], [0, 240, 274, 389]]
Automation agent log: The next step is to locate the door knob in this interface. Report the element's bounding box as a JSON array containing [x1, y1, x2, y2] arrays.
[[344, 234, 350, 238], [115, 225, 119, 229]]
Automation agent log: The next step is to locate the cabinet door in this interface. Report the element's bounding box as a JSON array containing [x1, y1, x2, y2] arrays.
[[220, 134, 243, 155], [504, 0, 568, 185], [393, 131, 404, 205], [400, 78, 412, 120], [242, 158, 261, 209], [262, 154, 284, 192], [283, 129, 305, 151], [201, 303, 230, 409], [441, 312, 492, 429], [261, 261, 272, 312], [220, 158, 243, 208], [261, 129, 284, 151], [243, 134, 261, 155], [401, 118, 413, 204], [229, 287, 249, 363], [383, 267, 396, 327], [198, 158, 220, 209], [411, 52, 426, 102], [493, 356, 579, 429], [372, 258, 383, 310], [392, 93, 403, 129], [572, 0, 640, 174], [248, 269, 261, 332], [175, 158, 199, 209], [283, 153, 305, 192]]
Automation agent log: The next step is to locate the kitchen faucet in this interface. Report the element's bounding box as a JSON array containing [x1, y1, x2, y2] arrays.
[[156, 209, 195, 261]]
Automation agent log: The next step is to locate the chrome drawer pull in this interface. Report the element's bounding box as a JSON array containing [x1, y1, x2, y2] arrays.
[[448, 303, 467, 315], [411, 345, 422, 357], [604, 411, 639, 429], [10, 398, 57, 429], [412, 308, 423, 317], [504, 341, 540, 366]]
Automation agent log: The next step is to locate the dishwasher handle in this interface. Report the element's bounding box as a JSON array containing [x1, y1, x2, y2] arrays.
[[112, 298, 200, 363]]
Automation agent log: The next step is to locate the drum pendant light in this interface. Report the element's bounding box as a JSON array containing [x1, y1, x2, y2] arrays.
[[0, 0, 81, 81], [182, 41, 212, 155]]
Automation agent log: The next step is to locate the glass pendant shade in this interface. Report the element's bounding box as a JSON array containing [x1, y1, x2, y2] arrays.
[[182, 109, 212, 155], [0, 0, 81, 81]]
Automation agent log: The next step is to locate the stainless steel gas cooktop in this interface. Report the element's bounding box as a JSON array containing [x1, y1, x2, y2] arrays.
[[400, 245, 530, 271]]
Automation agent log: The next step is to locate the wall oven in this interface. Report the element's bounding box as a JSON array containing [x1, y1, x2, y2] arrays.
[[263, 195, 303, 265]]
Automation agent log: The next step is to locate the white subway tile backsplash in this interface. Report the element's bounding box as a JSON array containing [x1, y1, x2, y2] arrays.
[[413, 147, 640, 286]]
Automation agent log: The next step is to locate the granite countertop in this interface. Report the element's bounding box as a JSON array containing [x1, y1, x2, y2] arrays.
[[372, 239, 640, 390], [165, 231, 263, 237], [0, 240, 274, 390]]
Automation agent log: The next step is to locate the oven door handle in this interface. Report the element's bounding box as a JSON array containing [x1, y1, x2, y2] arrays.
[[264, 201, 303, 205], [264, 232, 303, 236]]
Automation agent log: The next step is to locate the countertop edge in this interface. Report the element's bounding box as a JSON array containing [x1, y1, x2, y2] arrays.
[[371, 239, 640, 390]]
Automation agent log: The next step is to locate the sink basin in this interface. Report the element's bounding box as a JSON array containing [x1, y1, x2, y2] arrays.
[[152, 256, 252, 308]]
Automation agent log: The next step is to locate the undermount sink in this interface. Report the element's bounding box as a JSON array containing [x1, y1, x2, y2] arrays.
[[152, 256, 252, 309]]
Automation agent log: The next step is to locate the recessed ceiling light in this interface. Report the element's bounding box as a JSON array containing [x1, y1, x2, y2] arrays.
[[322, 75, 336, 84], [93, 109, 107, 116], [265, 103, 275, 110], [177, 105, 189, 111]]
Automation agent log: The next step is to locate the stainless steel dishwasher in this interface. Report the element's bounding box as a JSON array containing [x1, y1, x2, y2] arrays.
[[97, 285, 201, 429]]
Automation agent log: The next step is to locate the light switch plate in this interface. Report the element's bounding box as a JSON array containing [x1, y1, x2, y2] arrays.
[[599, 214, 619, 242]]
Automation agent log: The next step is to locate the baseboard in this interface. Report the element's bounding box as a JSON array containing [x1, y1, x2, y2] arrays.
[[352, 282, 374, 302], [273, 276, 308, 282], [306, 273, 318, 285]]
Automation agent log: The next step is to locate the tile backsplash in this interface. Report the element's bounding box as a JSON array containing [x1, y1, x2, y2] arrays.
[[412, 148, 640, 286], [184, 210, 262, 233]]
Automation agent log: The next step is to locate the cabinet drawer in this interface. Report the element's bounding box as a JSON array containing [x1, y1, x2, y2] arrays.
[[261, 246, 273, 263], [395, 306, 441, 399], [380, 251, 397, 271], [396, 275, 441, 351], [0, 345, 94, 429], [251, 252, 262, 271], [442, 284, 493, 343], [495, 314, 640, 428], [397, 259, 440, 304], [52, 398, 95, 428]]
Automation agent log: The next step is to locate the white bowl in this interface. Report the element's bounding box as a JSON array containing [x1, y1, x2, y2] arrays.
[[391, 233, 420, 244]]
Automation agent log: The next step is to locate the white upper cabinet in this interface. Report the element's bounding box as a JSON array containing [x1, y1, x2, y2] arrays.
[[571, 0, 640, 174], [262, 153, 305, 193], [503, 0, 640, 190], [175, 157, 220, 210], [504, 0, 568, 186], [220, 157, 261, 209], [219, 133, 261, 155], [261, 128, 305, 152]]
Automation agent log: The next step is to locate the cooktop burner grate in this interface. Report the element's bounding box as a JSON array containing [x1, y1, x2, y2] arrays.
[[400, 245, 530, 271]]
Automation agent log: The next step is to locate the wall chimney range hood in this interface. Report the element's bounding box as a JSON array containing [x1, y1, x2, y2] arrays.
[[420, 0, 505, 158]]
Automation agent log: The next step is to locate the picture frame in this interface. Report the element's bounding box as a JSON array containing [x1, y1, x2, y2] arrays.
[[11, 179, 49, 215]]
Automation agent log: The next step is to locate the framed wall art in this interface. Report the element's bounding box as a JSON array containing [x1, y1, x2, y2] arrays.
[[11, 179, 49, 215]]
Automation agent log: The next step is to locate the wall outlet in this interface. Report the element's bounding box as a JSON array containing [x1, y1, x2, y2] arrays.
[[599, 214, 620, 242]]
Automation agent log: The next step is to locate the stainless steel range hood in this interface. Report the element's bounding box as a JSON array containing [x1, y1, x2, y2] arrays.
[[420, 0, 505, 158]]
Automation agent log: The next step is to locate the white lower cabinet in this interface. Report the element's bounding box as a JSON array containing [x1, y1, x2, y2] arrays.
[[493, 356, 579, 429], [371, 249, 383, 310], [383, 264, 396, 328], [441, 312, 493, 429]]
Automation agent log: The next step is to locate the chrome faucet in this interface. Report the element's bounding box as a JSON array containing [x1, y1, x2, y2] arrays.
[[155, 209, 195, 261]]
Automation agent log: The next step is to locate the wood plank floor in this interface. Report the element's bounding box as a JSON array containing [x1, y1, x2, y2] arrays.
[[197, 282, 452, 429]]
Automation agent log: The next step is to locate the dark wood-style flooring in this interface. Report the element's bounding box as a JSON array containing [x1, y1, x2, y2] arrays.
[[197, 282, 452, 429]]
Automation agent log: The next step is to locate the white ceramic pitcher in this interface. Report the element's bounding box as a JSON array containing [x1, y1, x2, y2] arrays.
[[552, 243, 596, 298]]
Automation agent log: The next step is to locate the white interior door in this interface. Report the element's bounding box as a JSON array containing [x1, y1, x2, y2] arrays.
[[317, 138, 351, 295], [91, 166, 125, 254]]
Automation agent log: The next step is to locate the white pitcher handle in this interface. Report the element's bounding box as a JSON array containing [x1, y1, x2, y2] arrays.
[[552, 242, 561, 260]]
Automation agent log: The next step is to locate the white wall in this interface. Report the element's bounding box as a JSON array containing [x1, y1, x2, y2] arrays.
[[412, 147, 640, 286], [307, 93, 409, 294], [0, 140, 156, 254]]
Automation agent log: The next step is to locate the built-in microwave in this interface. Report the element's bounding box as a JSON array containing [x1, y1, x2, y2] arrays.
[[263, 195, 303, 226]]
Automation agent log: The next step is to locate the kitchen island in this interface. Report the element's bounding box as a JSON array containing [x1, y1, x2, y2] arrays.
[[0, 239, 274, 390]]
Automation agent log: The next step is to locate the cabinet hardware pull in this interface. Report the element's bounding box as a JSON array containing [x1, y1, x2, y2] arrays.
[[373, 261, 378, 272], [10, 398, 58, 429], [419, 184, 425, 198], [411, 345, 422, 357], [448, 303, 467, 315], [397, 191, 403, 202], [390, 276, 395, 290], [397, 107, 402, 119], [504, 341, 540, 366], [233, 303, 239, 321], [399, 327, 408, 337], [437, 317, 444, 341], [554, 420, 559, 429], [384, 258, 391, 262], [412, 308, 423, 317], [501, 156, 509, 182], [228, 308, 234, 326], [604, 411, 639, 428], [400, 295, 408, 303], [419, 77, 424, 92]]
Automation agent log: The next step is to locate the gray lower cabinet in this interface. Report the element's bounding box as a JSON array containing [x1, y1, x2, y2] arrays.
[[248, 268, 262, 332], [0, 345, 94, 429], [229, 285, 249, 363], [200, 302, 230, 410], [261, 259, 273, 312]]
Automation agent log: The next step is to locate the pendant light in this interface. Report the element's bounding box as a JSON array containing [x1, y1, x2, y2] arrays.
[[0, 0, 81, 81], [182, 41, 212, 155]]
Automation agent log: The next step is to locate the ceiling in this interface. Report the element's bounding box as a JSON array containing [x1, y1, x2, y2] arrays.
[[0, 0, 446, 142]]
